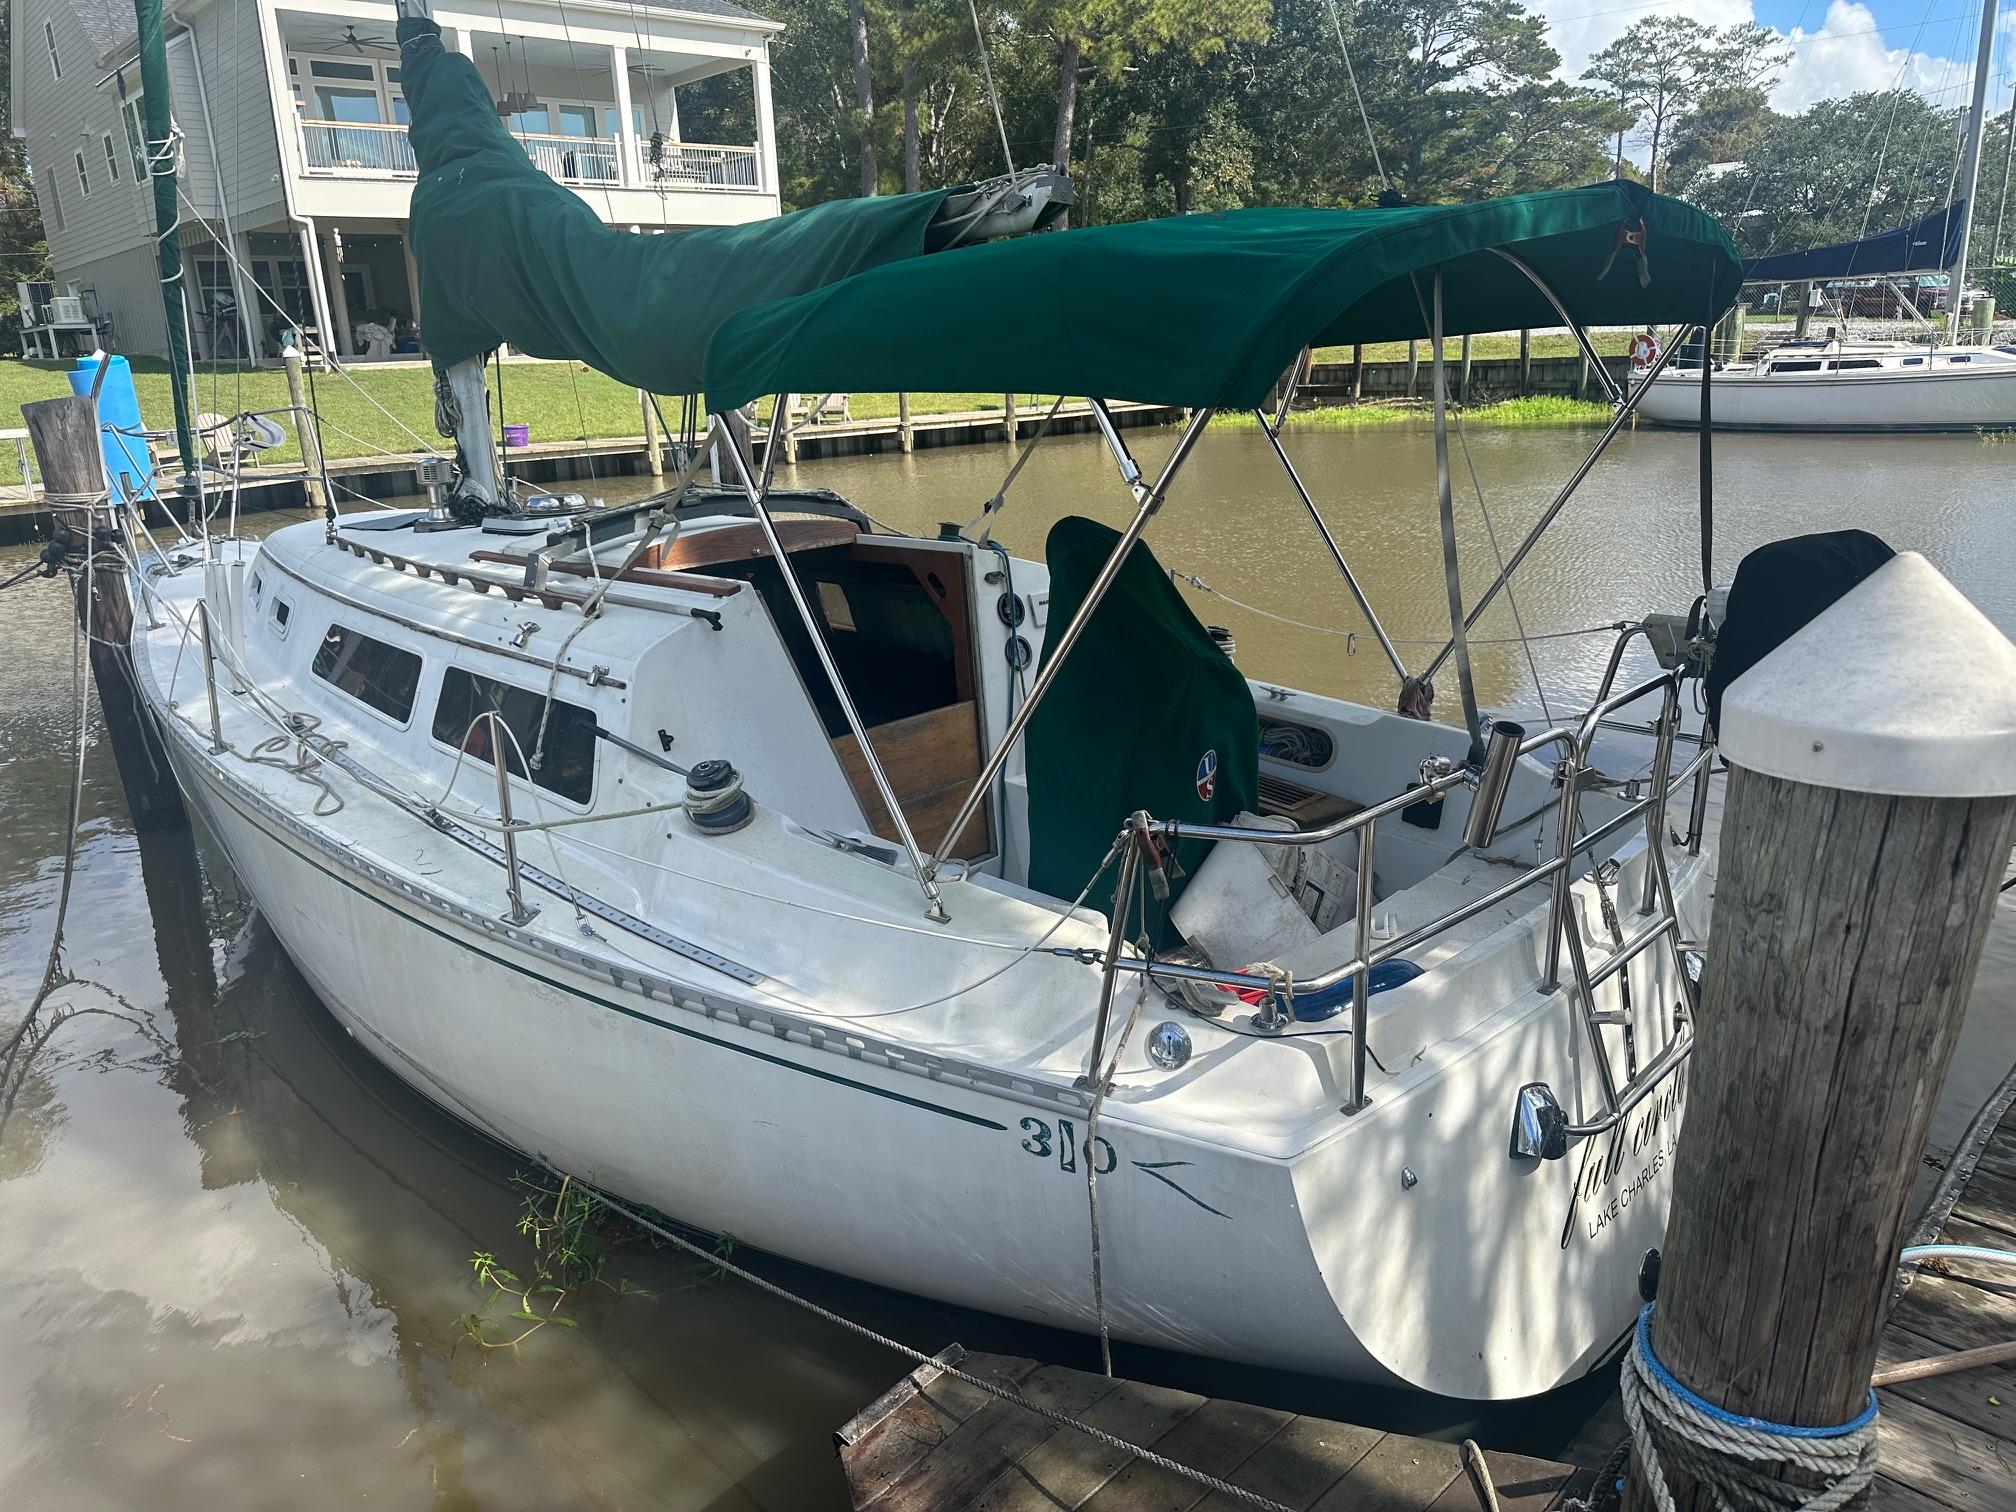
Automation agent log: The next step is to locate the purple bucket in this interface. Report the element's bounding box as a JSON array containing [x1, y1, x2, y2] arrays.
[[502, 423, 530, 448]]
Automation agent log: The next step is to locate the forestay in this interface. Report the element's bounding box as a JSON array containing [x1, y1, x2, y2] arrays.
[[704, 182, 1742, 410], [395, 15, 952, 388]]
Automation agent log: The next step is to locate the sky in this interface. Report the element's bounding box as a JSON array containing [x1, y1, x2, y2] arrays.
[[1533, 0, 2015, 116]]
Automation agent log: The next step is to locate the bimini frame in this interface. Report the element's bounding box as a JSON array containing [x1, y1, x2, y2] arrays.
[[705, 256, 1719, 1140]]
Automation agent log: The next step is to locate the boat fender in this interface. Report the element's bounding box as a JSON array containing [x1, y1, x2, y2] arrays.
[[684, 758, 754, 834]]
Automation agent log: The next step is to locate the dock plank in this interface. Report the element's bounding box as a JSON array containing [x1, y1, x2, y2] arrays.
[[838, 1349, 1589, 1512], [1192, 1415, 1384, 1511], [1875, 1390, 2016, 1510], [969, 1379, 1209, 1512], [1307, 1428, 1464, 1512], [1874, 1104, 2016, 1512], [1079, 1397, 1294, 1512], [873, 1360, 1121, 1512]]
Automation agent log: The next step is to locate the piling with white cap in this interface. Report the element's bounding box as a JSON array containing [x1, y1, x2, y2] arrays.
[[1625, 551, 2016, 1512]]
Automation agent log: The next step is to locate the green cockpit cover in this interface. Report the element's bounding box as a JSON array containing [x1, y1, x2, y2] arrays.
[[1026, 517, 1258, 929], [704, 182, 1742, 410], [395, 16, 951, 387]]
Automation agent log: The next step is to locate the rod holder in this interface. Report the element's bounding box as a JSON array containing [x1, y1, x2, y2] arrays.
[[1462, 720, 1525, 851]]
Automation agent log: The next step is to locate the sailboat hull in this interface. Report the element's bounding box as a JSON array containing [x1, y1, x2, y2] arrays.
[[1637, 362, 2016, 432], [151, 706, 1701, 1402]]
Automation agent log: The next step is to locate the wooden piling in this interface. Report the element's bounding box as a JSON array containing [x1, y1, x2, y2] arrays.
[[1623, 553, 2016, 1512], [1003, 392, 1017, 443], [24, 394, 185, 830], [1349, 343, 1365, 403], [282, 346, 328, 518], [639, 389, 663, 479], [897, 391, 914, 453], [1519, 328, 1532, 394], [1406, 339, 1419, 398], [1459, 334, 1473, 405]]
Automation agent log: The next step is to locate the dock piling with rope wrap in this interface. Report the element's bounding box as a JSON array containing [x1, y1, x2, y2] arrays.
[[1619, 552, 2016, 1512]]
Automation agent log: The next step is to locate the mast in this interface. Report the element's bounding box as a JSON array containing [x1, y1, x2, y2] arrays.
[[1947, 0, 2003, 340], [133, 0, 197, 475]]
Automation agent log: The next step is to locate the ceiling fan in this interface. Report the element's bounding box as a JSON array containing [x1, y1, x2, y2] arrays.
[[307, 25, 396, 55]]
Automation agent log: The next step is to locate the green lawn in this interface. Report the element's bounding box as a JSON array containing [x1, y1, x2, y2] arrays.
[[0, 350, 1611, 486], [0, 355, 1074, 483], [1232, 395, 1611, 431], [1313, 329, 1637, 364]]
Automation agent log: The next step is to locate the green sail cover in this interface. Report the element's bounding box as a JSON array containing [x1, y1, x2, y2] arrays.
[[705, 182, 1742, 410], [396, 16, 951, 388], [1026, 517, 1258, 929]]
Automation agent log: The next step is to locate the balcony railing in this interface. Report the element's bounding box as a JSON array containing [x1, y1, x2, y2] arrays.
[[301, 120, 416, 176], [297, 119, 763, 194]]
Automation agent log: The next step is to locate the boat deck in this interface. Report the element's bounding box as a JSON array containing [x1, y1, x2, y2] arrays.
[[834, 1348, 1593, 1512], [1867, 1097, 2016, 1510]]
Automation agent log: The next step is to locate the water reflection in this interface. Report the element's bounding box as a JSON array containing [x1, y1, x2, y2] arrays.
[[2, 420, 2012, 1508]]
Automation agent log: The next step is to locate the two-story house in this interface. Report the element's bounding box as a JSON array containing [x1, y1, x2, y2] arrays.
[[9, 0, 783, 362]]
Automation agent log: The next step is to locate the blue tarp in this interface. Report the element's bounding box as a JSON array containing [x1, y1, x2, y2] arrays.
[[1742, 204, 1966, 283]]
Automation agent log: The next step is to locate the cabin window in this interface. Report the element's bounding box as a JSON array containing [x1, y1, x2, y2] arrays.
[[432, 668, 596, 804], [313, 623, 422, 725], [1832, 359, 1882, 370], [44, 21, 61, 81], [73, 152, 90, 199], [1770, 360, 1822, 373], [1948, 354, 1972, 363], [271, 596, 293, 638]]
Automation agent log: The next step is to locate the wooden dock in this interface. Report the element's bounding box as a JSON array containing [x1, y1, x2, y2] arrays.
[[1868, 1095, 2016, 1511], [835, 1348, 1592, 1512]]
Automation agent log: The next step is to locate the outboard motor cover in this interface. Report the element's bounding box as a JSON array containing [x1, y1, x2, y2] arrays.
[[1705, 529, 1895, 732]]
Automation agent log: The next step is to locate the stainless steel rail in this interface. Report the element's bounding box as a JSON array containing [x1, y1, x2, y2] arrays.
[[1090, 629, 1711, 1128]]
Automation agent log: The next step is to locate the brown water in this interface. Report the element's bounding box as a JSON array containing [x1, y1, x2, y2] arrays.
[[3, 420, 2012, 1510]]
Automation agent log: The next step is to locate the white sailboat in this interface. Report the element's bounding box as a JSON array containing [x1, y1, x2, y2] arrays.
[[1641, 0, 2013, 434], [1636, 334, 2016, 432], [85, 13, 1773, 1401]]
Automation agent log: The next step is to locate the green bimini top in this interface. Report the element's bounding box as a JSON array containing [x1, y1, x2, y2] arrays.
[[703, 183, 1741, 411], [396, 15, 950, 389]]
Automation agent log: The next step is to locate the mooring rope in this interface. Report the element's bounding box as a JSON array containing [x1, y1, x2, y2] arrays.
[[1619, 1307, 1878, 1512], [558, 1171, 1297, 1512]]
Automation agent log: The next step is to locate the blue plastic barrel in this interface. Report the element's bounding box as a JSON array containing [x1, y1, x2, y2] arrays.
[[67, 354, 157, 504]]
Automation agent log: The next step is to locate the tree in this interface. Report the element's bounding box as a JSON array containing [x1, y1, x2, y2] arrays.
[[849, 0, 878, 195], [1665, 85, 1776, 194], [0, 6, 50, 344], [1034, 0, 1270, 224], [1682, 90, 1956, 258], [1583, 17, 1781, 191]]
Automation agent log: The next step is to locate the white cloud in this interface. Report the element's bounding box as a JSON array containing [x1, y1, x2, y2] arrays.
[[1530, 0, 1977, 118], [1770, 0, 1975, 113]]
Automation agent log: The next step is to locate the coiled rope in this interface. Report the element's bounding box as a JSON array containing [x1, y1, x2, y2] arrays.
[[1620, 1307, 1878, 1512]]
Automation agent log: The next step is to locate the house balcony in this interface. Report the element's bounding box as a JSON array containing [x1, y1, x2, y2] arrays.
[[297, 120, 764, 193]]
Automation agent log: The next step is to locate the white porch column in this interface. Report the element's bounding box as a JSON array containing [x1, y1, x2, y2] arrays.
[[402, 234, 423, 326], [751, 53, 778, 195], [321, 230, 354, 357], [237, 231, 266, 361], [610, 45, 641, 186], [445, 26, 472, 56]]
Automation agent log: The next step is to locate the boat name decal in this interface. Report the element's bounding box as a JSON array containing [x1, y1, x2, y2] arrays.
[[1559, 1060, 1688, 1249]]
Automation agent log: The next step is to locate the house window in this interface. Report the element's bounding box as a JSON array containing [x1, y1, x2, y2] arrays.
[[432, 668, 597, 804], [38, 161, 63, 233], [74, 151, 90, 198], [102, 133, 121, 184], [44, 20, 61, 81], [313, 623, 423, 725], [122, 96, 149, 178]]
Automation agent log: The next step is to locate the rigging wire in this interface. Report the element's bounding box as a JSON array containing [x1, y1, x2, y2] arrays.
[[966, 0, 1017, 174], [1321, 0, 1390, 192]]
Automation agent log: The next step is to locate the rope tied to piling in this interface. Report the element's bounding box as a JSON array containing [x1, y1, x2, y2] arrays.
[[1621, 1307, 1879, 1512]]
